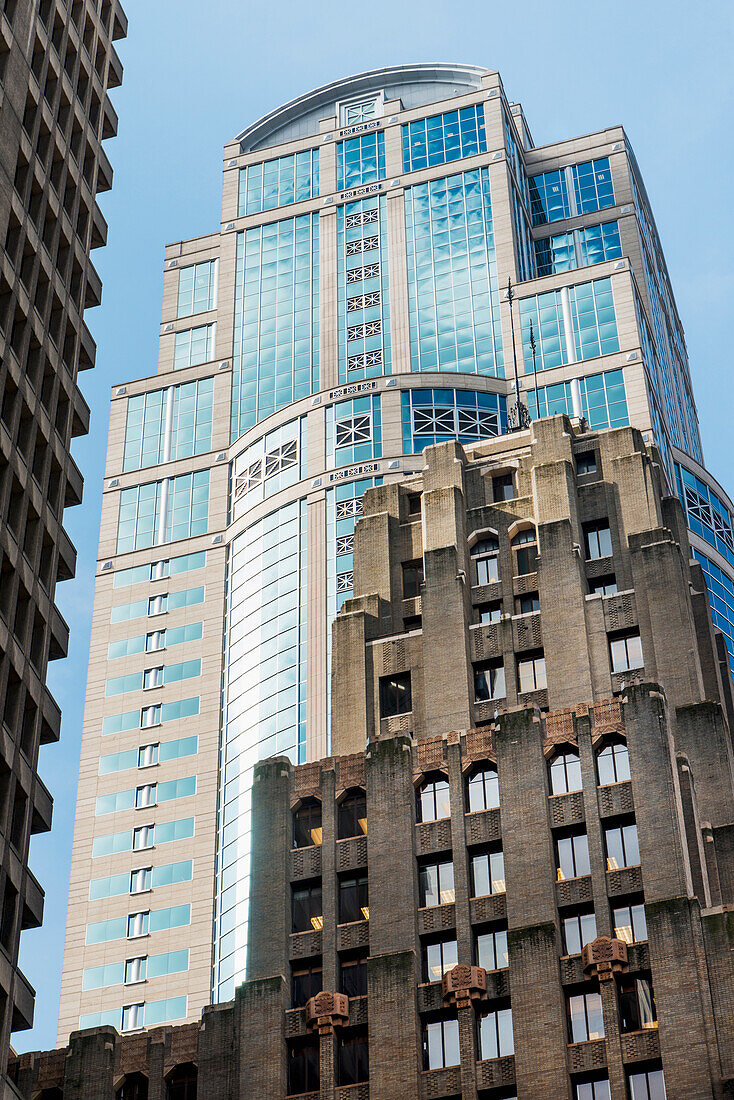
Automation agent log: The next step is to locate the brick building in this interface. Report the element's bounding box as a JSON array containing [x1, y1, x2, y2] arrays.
[[0, 0, 126, 1079], [12, 416, 734, 1099]]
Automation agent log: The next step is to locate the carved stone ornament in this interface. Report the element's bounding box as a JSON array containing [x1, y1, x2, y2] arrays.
[[442, 964, 488, 1009], [306, 991, 350, 1034], [582, 936, 629, 981]]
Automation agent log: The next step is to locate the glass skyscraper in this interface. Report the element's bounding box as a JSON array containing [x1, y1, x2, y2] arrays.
[[57, 63, 734, 1039]]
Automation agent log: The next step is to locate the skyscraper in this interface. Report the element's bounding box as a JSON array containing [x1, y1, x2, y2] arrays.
[[0, 0, 126, 1076], [57, 63, 734, 1040]]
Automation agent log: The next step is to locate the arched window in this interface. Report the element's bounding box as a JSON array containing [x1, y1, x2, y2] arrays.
[[549, 750, 582, 795], [467, 766, 500, 812], [471, 536, 499, 586], [293, 799, 322, 849], [512, 528, 538, 576], [338, 788, 367, 839], [116, 1075, 148, 1100], [596, 740, 630, 786], [417, 774, 450, 823], [166, 1064, 198, 1100]]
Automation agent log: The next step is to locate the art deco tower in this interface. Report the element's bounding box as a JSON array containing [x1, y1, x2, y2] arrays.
[[0, 0, 126, 1075], [57, 63, 734, 1041]]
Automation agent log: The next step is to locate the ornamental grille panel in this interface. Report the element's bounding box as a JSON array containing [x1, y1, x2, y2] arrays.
[[513, 571, 539, 596], [418, 983, 445, 1013], [347, 349, 383, 372], [335, 414, 372, 448], [555, 875, 594, 908], [419, 904, 456, 935], [335, 1084, 370, 1100], [413, 406, 500, 438], [347, 291, 381, 312], [346, 262, 380, 283], [606, 865, 644, 896], [336, 498, 363, 519], [345, 208, 379, 228], [598, 780, 634, 818], [290, 846, 322, 881], [336, 836, 368, 871], [289, 929, 322, 959], [568, 1039, 607, 1073], [549, 790, 586, 827], [336, 534, 354, 555], [476, 1055, 516, 1089], [561, 956, 586, 985], [233, 458, 263, 499], [347, 320, 382, 341], [264, 439, 297, 477], [380, 638, 407, 675], [470, 893, 507, 925], [423, 1067, 461, 1098], [513, 612, 543, 651], [621, 1028, 660, 1064], [465, 807, 502, 847], [337, 920, 369, 951], [285, 1009, 307, 1038], [603, 592, 637, 632], [346, 235, 379, 256], [415, 818, 452, 856], [337, 571, 354, 592], [471, 623, 501, 661]]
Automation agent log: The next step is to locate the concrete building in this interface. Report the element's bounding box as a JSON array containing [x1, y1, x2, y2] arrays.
[[57, 63, 734, 1041], [0, 0, 126, 1077], [15, 419, 734, 1099]]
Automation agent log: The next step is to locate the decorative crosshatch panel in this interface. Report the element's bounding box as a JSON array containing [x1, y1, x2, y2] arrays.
[[677, 464, 734, 567], [401, 389, 507, 454], [338, 196, 391, 383], [231, 416, 307, 518], [327, 395, 382, 467]]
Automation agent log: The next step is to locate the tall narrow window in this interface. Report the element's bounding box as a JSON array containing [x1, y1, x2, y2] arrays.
[[596, 740, 630, 785], [575, 1077, 611, 1099], [618, 974, 657, 1032], [556, 831, 590, 880], [402, 559, 424, 599], [604, 822, 640, 870], [474, 660, 506, 702], [472, 536, 499, 585], [293, 800, 322, 848], [379, 672, 412, 717], [417, 774, 450, 823], [292, 883, 323, 933], [287, 1040, 319, 1095], [567, 989, 604, 1042], [337, 1029, 369, 1085], [422, 1017, 460, 1070], [475, 927, 508, 971], [549, 750, 582, 795], [609, 632, 643, 673], [628, 1067, 666, 1100], [291, 961, 322, 1007], [339, 954, 368, 998], [612, 902, 647, 944], [470, 849, 506, 897], [423, 938, 458, 982], [419, 860, 455, 908], [492, 473, 514, 502], [467, 766, 500, 812], [512, 529, 538, 576], [478, 1006, 514, 1059], [339, 874, 369, 924], [517, 652, 547, 693], [562, 911, 597, 955], [584, 521, 613, 560], [338, 789, 367, 839]]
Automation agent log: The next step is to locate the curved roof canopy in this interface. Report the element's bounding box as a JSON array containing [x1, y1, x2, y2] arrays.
[[235, 63, 491, 153]]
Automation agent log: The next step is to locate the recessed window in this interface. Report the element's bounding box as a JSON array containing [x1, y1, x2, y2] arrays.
[[143, 666, 163, 690], [423, 937, 458, 982], [148, 594, 167, 616], [516, 592, 540, 614], [518, 652, 547, 693], [609, 632, 643, 673], [138, 744, 159, 769], [628, 1067, 666, 1100], [492, 473, 514, 502], [135, 784, 156, 809], [474, 660, 506, 702], [291, 960, 322, 1006], [287, 1040, 319, 1095], [339, 873, 369, 924], [124, 957, 147, 984], [567, 989, 604, 1042], [132, 825, 154, 851], [292, 882, 322, 933], [419, 860, 455, 908], [471, 536, 499, 585], [475, 926, 508, 971], [404, 614, 422, 631], [470, 849, 506, 897], [293, 799, 322, 848], [407, 492, 422, 516], [604, 821, 640, 870], [145, 630, 166, 652], [562, 910, 597, 955], [467, 765, 500, 812], [402, 559, 424, 599], [338, 789, 367, 839], [340, 954, 368, 998], [576, 451, 597, 475], [556, 831, 590, 880], [613, 901, 647, 944], [549, 750, 582, 796], [423, 1017, 460, 1070], [574, 1078, 611, 1100], [417, 774, 450, 823], [618, 974, 657, 1032], [512, 528, 538, 576], [584, 521, 613, 560], [596, 740, 630, 785], [130, 868, 151, 894], [341, 96, 379, 126], [140, 705, 161, 728], [127, 911, 149, 939], [477, 601, 502, 624], [589, 574, 617, 596], [121, 1003, 145, 1031], [478, 1006, 514, 1059], [338, 1029, 369, 1086], [379, 672, 412, 717]]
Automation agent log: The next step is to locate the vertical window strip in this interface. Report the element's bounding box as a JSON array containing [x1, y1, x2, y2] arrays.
[[336, 132, 386, 190], [117, 471, 210, 553], [123, 380, 214, 473], [177, 260, 218, 317], [519, 277, 619, 373], [336, 196, 391, 384]]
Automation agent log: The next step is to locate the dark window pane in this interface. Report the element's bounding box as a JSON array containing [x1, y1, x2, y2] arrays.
[[379, 672, 412, 717]]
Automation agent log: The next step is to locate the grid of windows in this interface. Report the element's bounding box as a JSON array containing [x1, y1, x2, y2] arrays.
[[113, 552, 206, 589], [232, 214, 319, 439], [108, 623, 203, 662], [123, 378, 214, 472], [525, 368, 628, 430], [401, 105, 487, 173], [337, 196, 392, 383], [336, 131, 385, 190], [83, 950, 189, 991], [401, 388, 506, 454], [86, 904, 191, 945], [80, 996, 188, 1033], [404, 169, 504, 376], [173, 322, 216, 370], [529, 157, 615, 225], [92, 817, 194, 858], [231, 416, 307, 517], [116, 471, 210, 553], [238, 149, 319, 215], [101, 696, 200, 737], [326, 395, 381, 468], [694, 549, 734, 669], [216, 500, 308, 1001], [519, 277, 619, 372], [535, 222, 622, 276], [177, 260, 217, 317], [99, 736, 198, 775]]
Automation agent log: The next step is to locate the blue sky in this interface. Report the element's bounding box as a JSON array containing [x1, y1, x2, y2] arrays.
[[16, 0, 734, 1053]]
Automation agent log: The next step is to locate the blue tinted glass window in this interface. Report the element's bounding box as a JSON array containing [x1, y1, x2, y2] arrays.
[[116, 471, 210, 553], [519, 278, 619, 372], [402, 105, 487, 173], [529, 158, 614, 226], [401, 389, 507, 454], [694, 549, 734, 671], [177, 261, 217, 317], [326, 394, 382, 468], [336, 132, 385, 190], [526, 368, 628, 431], [239, 149, 319, 215]]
